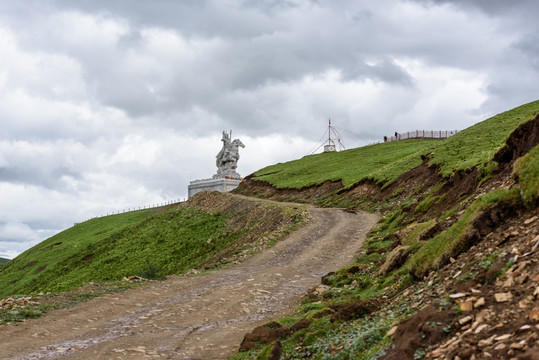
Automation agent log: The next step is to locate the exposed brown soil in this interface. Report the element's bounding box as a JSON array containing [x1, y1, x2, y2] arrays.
[[22, 261, 38, 269], [235, 178, 343, 203], [494, 114, 539, 165], [81, 254, 94, 261], [0, 198, 378, 360], [329, 299, 379, 322], [380, 305, 454, 360], [239, 321, 289, 351], [34, 265, 47, 274]]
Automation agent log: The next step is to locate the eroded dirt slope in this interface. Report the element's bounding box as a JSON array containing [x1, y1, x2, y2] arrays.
[[0, 204, 378, 360]]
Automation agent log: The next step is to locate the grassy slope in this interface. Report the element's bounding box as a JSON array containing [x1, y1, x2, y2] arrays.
[[0, 209, 153, 297], [0, 258, 8, 265], [233, 101, 539, 359], [0, 196, 304, 298], [254, 139, 439, 188], [253, 100, 539, 188], [428, 100, 539, 176]]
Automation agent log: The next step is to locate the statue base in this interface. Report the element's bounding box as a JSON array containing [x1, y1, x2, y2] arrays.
[[212, 172, 241, 180], [188, 177, 242, 199]]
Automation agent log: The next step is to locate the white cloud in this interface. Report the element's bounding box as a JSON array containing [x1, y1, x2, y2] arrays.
[[0, 223, 40, 242]]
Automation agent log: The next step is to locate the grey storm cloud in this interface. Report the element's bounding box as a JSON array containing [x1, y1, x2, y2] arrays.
[[2, 0, 422, 131], [416, 0, 539, 15]]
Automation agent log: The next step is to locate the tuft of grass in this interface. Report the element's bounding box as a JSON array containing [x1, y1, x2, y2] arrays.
[[400, 220, 437, 247], [513, 144, 539, 204], [137, 260, 167, 280]]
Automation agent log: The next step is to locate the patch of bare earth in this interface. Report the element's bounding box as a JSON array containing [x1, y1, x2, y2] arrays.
[[380, 209, 539, 360], [0, 204, 378, 360]]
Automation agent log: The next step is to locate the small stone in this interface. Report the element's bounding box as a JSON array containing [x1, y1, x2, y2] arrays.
[[459, 315, 473, 325], [524, 216, 537, 225], [474, 297, 485, 308], [494, 343, 507, 350], [471, 288, 482, 294], [509, 340, 526, 350], [532, 274, 539, 283], [494, 334, 512, 341], [430, 348, 445, 358], [478, 335, 496, 347], [474, 324, 489, 334], [386, 326, 398, 337], [515, 260, 531, 273], [460, 300, 474, 312], [494, 292, 513, 303], [520, 325, 532, 331], [529, 309, 539, 322], [516, 274, 529, 285], [503, 276, 515, 288], [450, 293, 467, 299]]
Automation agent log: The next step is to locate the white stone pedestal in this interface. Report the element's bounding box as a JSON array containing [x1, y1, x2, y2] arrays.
[[188, 178, 241, 199]]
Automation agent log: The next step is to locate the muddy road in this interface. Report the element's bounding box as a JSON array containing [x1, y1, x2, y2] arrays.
[[0, 205, 378, 360]]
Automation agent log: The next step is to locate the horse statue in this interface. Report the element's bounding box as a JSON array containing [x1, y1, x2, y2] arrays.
[[214, 131, 245, 179]]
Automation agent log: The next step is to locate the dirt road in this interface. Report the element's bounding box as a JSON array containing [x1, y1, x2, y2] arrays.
[[0, 205, 378, 360]]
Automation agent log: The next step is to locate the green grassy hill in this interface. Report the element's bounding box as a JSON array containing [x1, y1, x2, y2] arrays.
[[253, 138, 439, 189], [0, 193, 306, 298], [0, 258, 8, 266], [252, 100, 539, 189]]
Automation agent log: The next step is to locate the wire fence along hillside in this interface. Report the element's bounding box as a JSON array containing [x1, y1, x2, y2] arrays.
[[385, 130, 458, 142], [75, 198, 187, 225]]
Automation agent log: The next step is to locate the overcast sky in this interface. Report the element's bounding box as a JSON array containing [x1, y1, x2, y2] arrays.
[[1, 0, 538, 259]]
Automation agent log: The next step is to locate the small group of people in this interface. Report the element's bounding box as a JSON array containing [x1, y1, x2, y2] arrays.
[[383, 131, 399, 143]]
